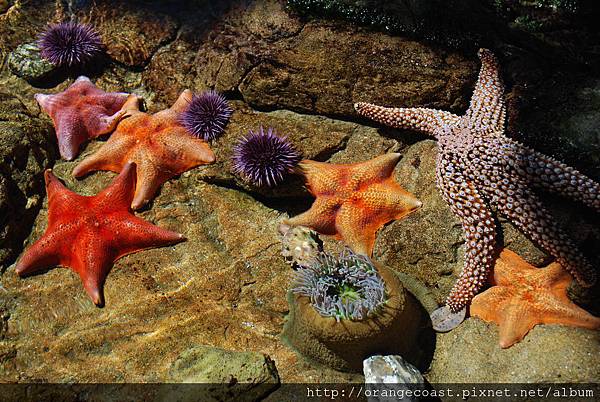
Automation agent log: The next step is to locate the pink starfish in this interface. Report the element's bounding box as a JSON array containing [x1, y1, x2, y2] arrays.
[[35, 76, 133, 160]]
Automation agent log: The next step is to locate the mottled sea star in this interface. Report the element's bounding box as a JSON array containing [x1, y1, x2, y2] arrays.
[[355, 49, 598, 312]]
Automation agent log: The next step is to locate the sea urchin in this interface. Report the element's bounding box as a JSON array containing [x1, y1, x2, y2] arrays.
[[292, 250, 387, 321], [38, 22, 104, 68], [232, 126, 301, 187], [180, 90, 233, 141]]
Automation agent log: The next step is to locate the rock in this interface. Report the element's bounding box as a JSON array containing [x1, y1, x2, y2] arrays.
[[427, 317, 600, 383], [7, 42, 56, 84], [0, 149, 356, 383], [143, 0, 477, 119], [364, 355, 425, 402], [195, 101, 352, 197], [239, 24, 475, 118], [364, 355, 424, 384], [79, 1, 178, 67], [159, 345, 279, 401], [0, 92, 55, 271]]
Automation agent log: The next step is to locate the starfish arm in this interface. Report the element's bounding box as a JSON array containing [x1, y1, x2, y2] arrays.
[[152, 90, 193, 124], [354, 102, 459, 137], [518, 147, 600, 213], [296, 160, 346, 195], [157, 129, 216, 169], [121, 94, 142, 117], [90, 92, 129, 112], [44, 169, 87, 225], [334, 203, 379, 256], [472, 287, 537, 348], [70, 230, 116, 306], [284, 197, 340, 236], [94, 162, 137, 212], [169, 89, 193, 114], [34, 93, 60, 115], [361, 182, 422, 220], [55, 113, 87, 161], [130, 156, 169, 210], [496, 305, 539, 348], [83, 105, 127, 138], [497, 183, 597, 287], [14, 231, 65, 276], [109, 213, 185, 258], [346, 153, 402, 189], [465, 48, 506, 133], [437, 155, 497, 312], [72, 133, 135, 177], [540, 293, 600, 330]]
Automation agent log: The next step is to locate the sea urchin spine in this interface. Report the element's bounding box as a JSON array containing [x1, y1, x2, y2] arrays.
[[232, 126, 302, 187], [38, 21, 104, 68], [179, 90, 233, 141]]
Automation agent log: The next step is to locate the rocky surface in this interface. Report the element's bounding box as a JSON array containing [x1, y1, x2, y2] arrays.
[[7, 42, 56, 84], [0, 0, 598, 390], [428, 317, 600, 382], [164, 345, 279, 400], [0, 92, 56, 272]]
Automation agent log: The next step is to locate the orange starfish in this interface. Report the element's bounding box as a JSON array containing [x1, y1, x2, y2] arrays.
[[72, 91, 216, 209], [15, 163, 185, 306], [471, 249, 600, 348], [284, 153, 422, 256]]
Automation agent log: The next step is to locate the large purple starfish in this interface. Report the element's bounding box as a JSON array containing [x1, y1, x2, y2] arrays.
[[355, 49, 598, 312]]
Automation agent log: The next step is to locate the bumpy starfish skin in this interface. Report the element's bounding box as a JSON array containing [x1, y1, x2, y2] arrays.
[[471, 249, 600, 348], [15, 163, 185, 306], [355, 49, 599, 312], [284, 153, 422, 256], [35, 76, 131, 160], [73, 90, 216, 209]]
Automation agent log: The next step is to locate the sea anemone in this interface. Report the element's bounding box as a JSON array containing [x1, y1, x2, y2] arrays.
[[292, 250, 386, 321], [232, 126, 301, 187], [180, 90, 233, 141], [38, 22, 104, 68]]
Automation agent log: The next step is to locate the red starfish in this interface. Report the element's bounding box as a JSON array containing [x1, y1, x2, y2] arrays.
[[72, 90, 216, 209], [15, 162, 185, 307], [471, 249, 600, 348], [284, 153, 422, 256], [35, 76, 132, 160]]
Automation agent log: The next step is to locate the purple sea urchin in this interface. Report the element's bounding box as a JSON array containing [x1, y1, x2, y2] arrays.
[[232, 126, 301, 187], [292, 250, 386, 321], [38, 22, 104, 67], [180, 90, 233, 141]]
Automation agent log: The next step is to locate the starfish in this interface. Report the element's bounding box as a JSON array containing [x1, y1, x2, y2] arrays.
[[355, 48, 599, 312], [471, 249, 600, 348], [283, 153, 422, 256], [15, 162, 185, 307], [72, 90, 216, 210], [35, 76, 132, 161]]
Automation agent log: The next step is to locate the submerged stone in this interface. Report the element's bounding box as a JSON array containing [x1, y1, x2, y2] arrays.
[[7, 42, 57, 84]]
